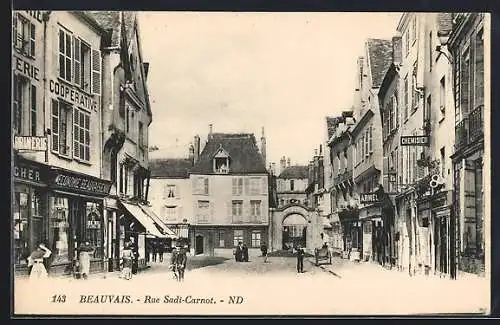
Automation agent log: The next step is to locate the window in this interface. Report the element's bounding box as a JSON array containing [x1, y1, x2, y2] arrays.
[[194, 177, 209, 195], [360, 136, 365, 160], [232, 178, 243, 195], [165, 185, 176, 198], [214, 157, 229, 174], [59, 28, 72, 82], [85, 202, 103, 259], [440, 147, 446, 178], [73, 108, 90, 161], [411, 15, 417, 45], [30, 85, 36, 136], [197, 200, 210, 222], [49, 196, 70, 264], [125, 104, 131, 134], [119, 164, 124, 194], [80, 41, 91, 92], [138, 122, 144, 147], [218, 231, 225, 247], [364, 129, 369, 157], [290, 179, 295, 191], [411, 63, 418, 110], [440, 76, 446, 119], [13, 14, 35, 57], [232, 200, 243, 222], [405, 30, 410, 57], [165, 206, 176, 221], [369, 126, 373, 153], [429, 31, 433, 70], [51, 99, 71, 156], [474, 27, 484, 109], [12, 75, 24, 135], [250, 200, 261, 220], [250, 178, 260, 194], [460, 46, 471, 119], [404, 75, 409, 120], [233, 230, 243, 247], [203, 178, 209, 195], [251, 231, 261, 247]]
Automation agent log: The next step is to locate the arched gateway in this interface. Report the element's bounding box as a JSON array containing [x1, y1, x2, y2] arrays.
[[270, 204, 321, 253]]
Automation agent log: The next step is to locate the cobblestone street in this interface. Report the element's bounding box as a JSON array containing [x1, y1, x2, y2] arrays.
[[14, 255, 489, 315]]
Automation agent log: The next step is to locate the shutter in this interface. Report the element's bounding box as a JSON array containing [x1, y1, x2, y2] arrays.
[[383, 156, 389, 174], [232, 178, 237, 195], [209, 201, 214, 223], [227, 201, 232, 223], [73, 37, 81, 86], [244, 178, 250, 196], [29, 22, 35, 57], [261, 199, 267, 223], [261, 176, 268, 195], [243, 200, 251, 223], [91, 48, 101, 95], [192, 177, 198, 195], [369, 126, 373, 153]]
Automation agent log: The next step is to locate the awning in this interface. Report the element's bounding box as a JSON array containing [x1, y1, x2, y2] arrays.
[[139, 203, 178, 238], [120, 201, 177, 239]]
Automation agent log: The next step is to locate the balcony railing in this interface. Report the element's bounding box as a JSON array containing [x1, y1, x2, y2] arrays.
[[455, 105, 484, 151]]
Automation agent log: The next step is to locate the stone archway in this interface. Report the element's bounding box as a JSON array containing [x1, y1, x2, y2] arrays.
[[270, 204, 321, 253]]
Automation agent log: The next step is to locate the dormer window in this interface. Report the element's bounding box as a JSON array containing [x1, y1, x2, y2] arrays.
[[213, 145, 230, 174]]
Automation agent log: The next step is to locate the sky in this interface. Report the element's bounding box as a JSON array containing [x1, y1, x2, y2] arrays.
[[138, 12, 401, 166]]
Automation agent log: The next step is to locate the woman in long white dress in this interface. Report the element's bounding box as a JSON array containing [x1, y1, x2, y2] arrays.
[[28, 243, 52, 280], [78, 241, 94, 279], [120, 242, 133, 280]]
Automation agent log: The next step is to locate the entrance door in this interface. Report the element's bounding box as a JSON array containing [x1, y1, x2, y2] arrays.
[[282, 213, 308, 250], [440, 217, 448, 274], [195, 235, 204, 255]]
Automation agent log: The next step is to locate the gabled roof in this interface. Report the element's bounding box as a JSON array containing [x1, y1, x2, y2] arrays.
[[88, 11, 136, 48], [367, 38, 393, 88], [326, 116, 343, 140], [149, 158, 193, 179], [190, 133, 267, 174], [278, 165, 309, 179]]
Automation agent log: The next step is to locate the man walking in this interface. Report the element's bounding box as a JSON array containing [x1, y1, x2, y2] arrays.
[[260, 242, 268, 263], [296, 244, 305, 273]]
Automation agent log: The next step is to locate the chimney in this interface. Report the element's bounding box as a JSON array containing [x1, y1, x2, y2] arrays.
[[392, 36, 402, 65], [287, 158, 291, 168], [261, 127, 266, 165], [188, 143, 194, 161], [319, 144, 323, 156], [272, 162, 276, 175], [193, 135, 200, 164], [208, 124, 213, 138], [280, 156, 286, 173]]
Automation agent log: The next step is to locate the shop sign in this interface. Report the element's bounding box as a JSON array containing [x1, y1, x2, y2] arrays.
[[49, 79, 98, 111], [87, 220, 101, 229], [13, 54, 40, 82], [13, 136, 47, 151], [14, 161, 45, 184], [400, 135, 429, 146], [51, 170, 112, 195], [360, 192, 380, 204]]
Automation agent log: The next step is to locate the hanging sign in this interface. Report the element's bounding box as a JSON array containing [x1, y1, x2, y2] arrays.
[[400, 135, 430, 146], [13, 136, 47, 151]]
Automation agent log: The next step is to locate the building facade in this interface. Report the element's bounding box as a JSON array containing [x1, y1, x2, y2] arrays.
[[188, 131, 269, 257], [13, 11, 112, 275], [447, 13, 488, 277], [92, 11, 172, 272], [148, 157, 193, 248], [351, 39, 394, 264]]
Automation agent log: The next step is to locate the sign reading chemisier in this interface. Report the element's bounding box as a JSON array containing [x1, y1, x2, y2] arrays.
[[49, 79, 98, 111], [50, 169, 111, 196]]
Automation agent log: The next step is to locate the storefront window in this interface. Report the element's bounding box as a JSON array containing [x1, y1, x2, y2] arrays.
[[85, 202, 103, 259], [14, 191, 29, 265], [50, 196, 70, 264]]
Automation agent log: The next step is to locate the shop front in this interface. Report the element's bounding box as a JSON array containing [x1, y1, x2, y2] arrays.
[[431, 190, 453, 277], [118, 201, 177, 270], [416, 197, 432, 275], [13, 156, 49, 275], [358, 204, 381, 262], [338, 207, 360, 261], [46, 167, 112, 276]]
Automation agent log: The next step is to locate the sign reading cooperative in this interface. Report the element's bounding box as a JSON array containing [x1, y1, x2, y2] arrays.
[[400, 135, 430, 146], [52, 171, 111, 196], [49, 79, 98, 111], [360, 192, 381, 204], [13, 136, 47, 151]]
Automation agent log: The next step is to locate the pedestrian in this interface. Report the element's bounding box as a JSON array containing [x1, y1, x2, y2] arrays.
[[234, 242, 243, 262], [170, 245, 180, 280], [175, 246, 187, 282], [260, 243, 268, 263], [120, 242, 133, 280], [296, 244, 305, 273], [78, 241, 94, 280], [242, 243, 249, 262], [130, 238, 139, 274], [27, 242, 52, 280], [158, 241, 165, 263]]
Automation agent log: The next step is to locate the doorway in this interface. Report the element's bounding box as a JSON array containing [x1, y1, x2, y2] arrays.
[[434, 215, 449, 275], [195, 235, 204, 255], [282, 213, 307, 250]]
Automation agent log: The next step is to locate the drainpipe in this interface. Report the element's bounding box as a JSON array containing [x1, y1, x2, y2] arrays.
[[42, 11, 50, 163]]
